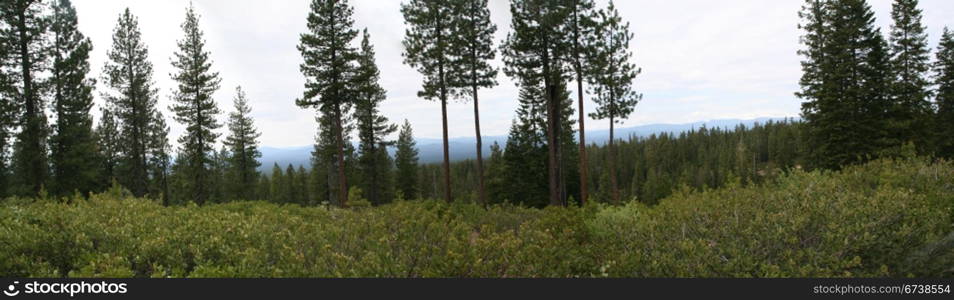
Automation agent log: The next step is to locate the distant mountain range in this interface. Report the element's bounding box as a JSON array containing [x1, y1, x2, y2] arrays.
[[258, 117, 797, 171]]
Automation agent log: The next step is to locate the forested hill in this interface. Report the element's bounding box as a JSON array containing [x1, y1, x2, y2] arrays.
[[259, 117, 794, 170]]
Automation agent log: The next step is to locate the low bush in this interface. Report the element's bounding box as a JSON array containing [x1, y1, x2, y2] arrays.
[[0, 158, 951, 277]]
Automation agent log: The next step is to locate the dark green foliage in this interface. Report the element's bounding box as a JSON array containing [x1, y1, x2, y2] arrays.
[[101, 8, 161, 197], [428, 120, 806, 205], [935, 28, 954, 159], [502, 0, 574, 206], [353, 29, 396, 206], [268, 163, 284, 203], [887, 0, 933, 154], [169, 4, 222, 205], [147, 110, 171, 205], [48, 0, 97, 197], [797, 0, 893, 170], [93, 107, 120, 189], [3, 0, 50, 196], [297, 0, 358, 207], [587, 1, 641, 203], [223, 86, 261, 201], [401, 0, 457, 203], [394, 120, 419, 201]]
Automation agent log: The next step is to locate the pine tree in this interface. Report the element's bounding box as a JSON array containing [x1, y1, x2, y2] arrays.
[[297, 165, 310, 205], [297, 0, 358, 207], [283, 164, 296, 204], [48, 0, 97, 196], [101, 8, 160, 196], [502, 85, 549, 207], [566, 0, 599, 205], [223, 86, 261, 201], [394, 119, 419, 201], [502, 0, 573, 206], [0, 3, 15, 197], [887, 0, 933, 153], [169, 4, 222, 205], [485, 141, 505, 203], [797, 0, 891, 169], [354, 29, 396, 205], [269, 163, 284, 203], [3, 0, 50, 196], [401, 0, 457, 203], [147, 110, 171, 204], [94, 106, 120, 189], [935, 28, 954, 158], [588, 1, 641, 204], [447, 0, 497, 206]]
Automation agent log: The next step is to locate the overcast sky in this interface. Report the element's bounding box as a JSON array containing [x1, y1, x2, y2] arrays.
[[71, 0, 954, 148]]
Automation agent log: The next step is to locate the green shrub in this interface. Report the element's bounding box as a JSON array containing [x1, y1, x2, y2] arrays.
[[0, 158, 950, 277]]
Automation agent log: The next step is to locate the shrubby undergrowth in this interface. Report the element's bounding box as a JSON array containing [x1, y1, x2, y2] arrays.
[[1, 158, 952, 277]]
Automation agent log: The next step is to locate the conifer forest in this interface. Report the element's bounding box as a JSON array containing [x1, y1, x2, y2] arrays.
[[0, 0, 953, 278]]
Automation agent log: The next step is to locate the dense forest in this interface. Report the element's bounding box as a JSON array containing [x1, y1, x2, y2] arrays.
[[0, 0, 953, 278]]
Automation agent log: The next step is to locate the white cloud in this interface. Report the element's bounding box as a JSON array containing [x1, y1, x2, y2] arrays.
[[72, 0, 954, 148]]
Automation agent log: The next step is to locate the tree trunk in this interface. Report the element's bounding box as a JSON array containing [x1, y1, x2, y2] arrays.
[[473, 78, 486, 207], [334, 102, 348, 207], [572, 0, 589, 206], [610, 115, 619, 204], [16, 7, 40, 195]]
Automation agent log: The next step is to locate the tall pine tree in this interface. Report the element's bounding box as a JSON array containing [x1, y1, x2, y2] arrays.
[[169, 3, 222, 205], [935, 28, 954, 159], [588, 1, 641, 204], [354, 29, 396, 206], [298, 0, 358, 207], [502, 0, 573, 206], [394, 119, 419, 201], [797, 0, 891, 169], [223, 86, 261, 201], [3, 0, 50, 196], [101, 8, 161, 196], [887, 0, 933, 153], [448, 0, 497, 206], [566, 0, 598, 205], [49, 0, 98, 196]]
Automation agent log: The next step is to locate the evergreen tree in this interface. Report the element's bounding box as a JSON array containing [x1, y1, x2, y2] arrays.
[[354, 29, 396, 205], [502, 0, 574, 206], [935, 28, 954, 158], [3, 0, 50, 196], [501, 85, 549, 207], [223, 86, 261, 201], [0, 3, 15, 197], [94, 106, 120, 189], [448, 0, 497, 206], [297, 165, 310, 205], [587, 1, 641, 204], [269, 163, 284, 203], [48, 0, 97, 196], [101, 8, 160, 197], [797, 0, 891, 169], [147, 110, 171, 204], [297, 0, 358, 207], [394, 119, 419, 201], [401, 0, 456, 203], [283, 164, 297, 204], [566, 0, 599, 205], [887, 0, 932, 153], [169, 4, 222, 205]]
